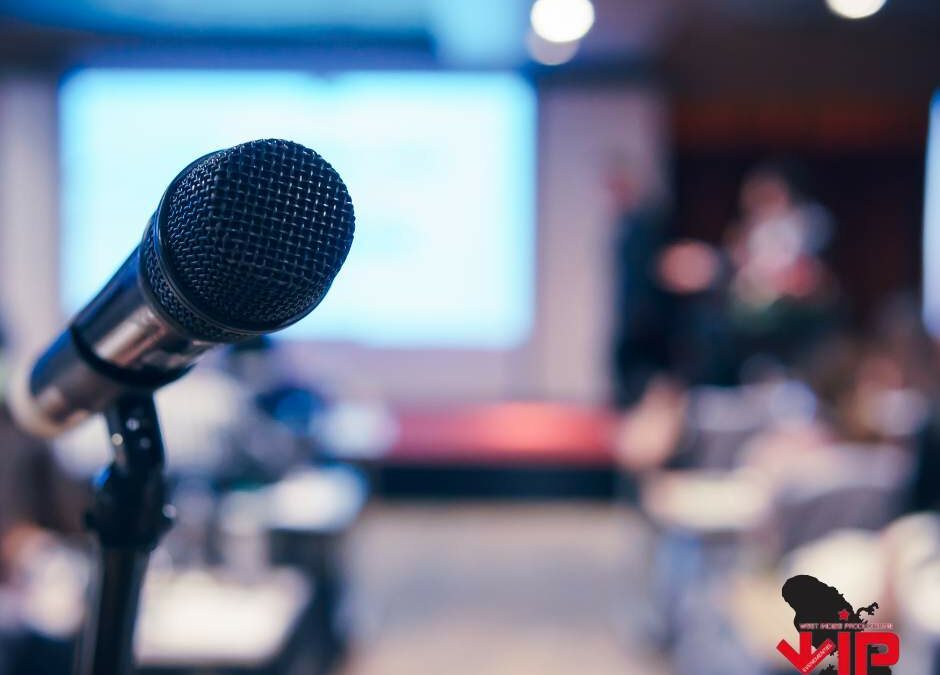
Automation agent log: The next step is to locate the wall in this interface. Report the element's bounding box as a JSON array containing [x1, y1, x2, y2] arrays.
[[533, 85, 667, 401], [0, 74, 61, 355]]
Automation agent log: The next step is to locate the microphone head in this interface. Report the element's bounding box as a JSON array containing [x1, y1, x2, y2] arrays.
[[142, 139, 355, 341]]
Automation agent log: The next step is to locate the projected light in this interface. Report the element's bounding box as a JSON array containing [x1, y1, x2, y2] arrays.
[[825, 0, 888, 20], [530, 0, 595, 44], [60, 70, 536, 349]]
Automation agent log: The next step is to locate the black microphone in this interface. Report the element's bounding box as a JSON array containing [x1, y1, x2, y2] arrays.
[[9, 138, 355, 437]]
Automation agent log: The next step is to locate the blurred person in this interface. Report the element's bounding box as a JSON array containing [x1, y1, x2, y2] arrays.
[[607, 155, 676, 407], [609, 165, 737, 472], [806, 297, 935, 445], [873, 294, 940, 399], [656, 239, 739, 388], [864, 296, 940, 511], [612, 247, 737, 475], [724, 159, 841, 370]]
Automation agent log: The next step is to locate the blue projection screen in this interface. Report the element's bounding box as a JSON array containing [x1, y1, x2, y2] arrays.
[[59, 69, 535, 348]]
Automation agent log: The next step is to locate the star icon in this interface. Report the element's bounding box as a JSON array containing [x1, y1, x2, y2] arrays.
[[838, 609, 851, 621]]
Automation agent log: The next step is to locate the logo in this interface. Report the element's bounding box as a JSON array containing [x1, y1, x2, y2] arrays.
[[776, 575, 900, 674]]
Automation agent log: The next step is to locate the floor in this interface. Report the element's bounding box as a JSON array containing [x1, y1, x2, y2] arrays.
[[336, 502, 671, 675]]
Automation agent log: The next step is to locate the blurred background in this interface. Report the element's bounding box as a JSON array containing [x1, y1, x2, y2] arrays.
[[2, 0, 940, 673]]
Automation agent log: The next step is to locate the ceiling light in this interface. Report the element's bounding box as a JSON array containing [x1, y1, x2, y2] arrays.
[[825, 0, 888, 20], [526, 31, 580, 65], [530, 0, 595, 44]]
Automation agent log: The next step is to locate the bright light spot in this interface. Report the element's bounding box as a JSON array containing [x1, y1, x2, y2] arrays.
[[526, 31, 580, 65], [530, 0, 595, 43], [824, 0, 888, 19]]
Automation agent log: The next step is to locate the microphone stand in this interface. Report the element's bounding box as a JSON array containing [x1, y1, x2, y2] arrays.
[[75, 392, 173, 675]]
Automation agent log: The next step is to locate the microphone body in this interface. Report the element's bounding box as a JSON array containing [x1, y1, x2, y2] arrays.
[[12, 248, 210, 436], [9, 139, 355, 437]]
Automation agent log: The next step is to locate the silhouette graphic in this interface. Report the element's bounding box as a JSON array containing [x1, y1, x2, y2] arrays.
[[856, 602, 879, 620], [781, 575, 891, 674]]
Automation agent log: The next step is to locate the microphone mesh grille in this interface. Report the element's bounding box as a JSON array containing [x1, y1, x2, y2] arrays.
[[143, 139, 354, 340]]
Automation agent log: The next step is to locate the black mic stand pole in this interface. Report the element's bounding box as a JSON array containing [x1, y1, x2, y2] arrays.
[[75, 391, 174, 675]]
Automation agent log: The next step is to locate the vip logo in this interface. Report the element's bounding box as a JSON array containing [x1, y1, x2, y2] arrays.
[[776, 575, 900, 674]]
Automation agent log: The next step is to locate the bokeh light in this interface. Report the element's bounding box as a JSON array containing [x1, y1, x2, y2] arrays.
[[526, 31, 580, 65], [530, 0, 595, 44], [824, 0, 888, 20]]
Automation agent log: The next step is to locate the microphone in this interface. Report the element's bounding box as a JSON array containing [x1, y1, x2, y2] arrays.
[[8, 138, 355, 438]]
